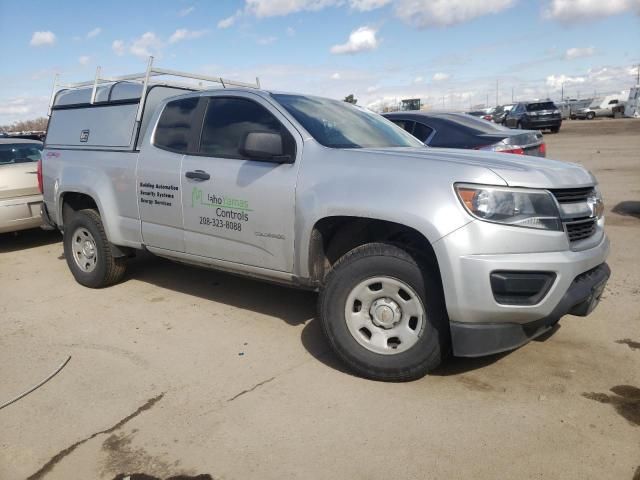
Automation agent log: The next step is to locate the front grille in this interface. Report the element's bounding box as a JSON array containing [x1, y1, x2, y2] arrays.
[[550, 187, 598, 243], [550, 187, 594, 203], [566, 218, 597, 242]]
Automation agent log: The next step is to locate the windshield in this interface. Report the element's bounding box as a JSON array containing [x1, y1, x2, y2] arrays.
[[0, 143, 42, 165], [589, 98, 603, 108], [272, 94, 424, 149], [526, 102, 556, 112]]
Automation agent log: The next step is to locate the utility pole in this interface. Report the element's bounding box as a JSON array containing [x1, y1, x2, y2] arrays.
[[636, 64, 640, 85], [486, 93, 489, 108], [511, 87, 514, 103], [496, 79, 499, 106], [561, 82, 564, 102]]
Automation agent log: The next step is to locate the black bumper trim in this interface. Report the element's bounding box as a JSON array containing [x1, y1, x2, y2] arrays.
[[450, 263, 610, 357]]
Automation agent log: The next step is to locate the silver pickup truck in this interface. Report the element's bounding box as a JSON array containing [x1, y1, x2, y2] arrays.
[[41, 63, 610, 381]]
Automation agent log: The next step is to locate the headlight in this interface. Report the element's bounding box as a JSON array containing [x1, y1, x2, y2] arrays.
[[588, 186, 605, 219], [455, 184, 563, 231]]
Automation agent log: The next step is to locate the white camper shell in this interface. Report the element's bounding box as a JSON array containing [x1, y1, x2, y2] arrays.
[[624, 86, 640, 118], [46, 57, 261, 151]]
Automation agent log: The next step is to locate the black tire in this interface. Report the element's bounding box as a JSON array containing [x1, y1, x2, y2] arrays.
[[587, 112, 595, 120], [319, 243, 449, 381], [63, 209, 126, 288], [516, 121, 523, 129], [550, 126, 560, 133]]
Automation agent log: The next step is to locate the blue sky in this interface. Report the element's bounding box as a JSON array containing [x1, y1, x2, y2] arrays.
[[0, 0, 638, 124]]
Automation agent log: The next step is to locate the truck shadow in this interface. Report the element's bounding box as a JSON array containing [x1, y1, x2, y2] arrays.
[[126, 253, 317, 327], [612, 201, 640, 219], [127, 254, 561, 379], [0, 228, 61, 253]]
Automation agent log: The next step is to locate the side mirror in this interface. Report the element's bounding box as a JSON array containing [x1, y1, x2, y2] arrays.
[[241, 131, 292, 163]]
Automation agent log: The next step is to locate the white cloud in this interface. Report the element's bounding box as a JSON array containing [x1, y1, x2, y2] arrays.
[[330, 26, 379, 55], [178, 6, 195, 16], [413, 76, 424, 84], [349, 0, 391, 11], [112, 39, 126, 56], [169, 29, 209, 43], [87, 27, 101, 38], [286, 26, 296, 36], [565, 46, 596, 60], [257, 36, 277, 45], [78, 55, 91, 65], [129, 32, 163, 58], [30, 31, 56, 47], [0, 96, 50, 125], [394, 0, 515, 28], [432, 72, 450, 81], [546, 74, 586, 89], [246, 0, 339, 17], [218, 10, 242, 28], [545, 0, 640, 22], [331, 72, 341, 79]]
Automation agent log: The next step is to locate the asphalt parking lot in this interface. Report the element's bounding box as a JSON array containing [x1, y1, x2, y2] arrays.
[[1, 118, 639, 480]]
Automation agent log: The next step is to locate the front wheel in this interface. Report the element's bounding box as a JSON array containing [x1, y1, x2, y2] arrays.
[[550, 126, 560, 133], [586, 112, 595, 120], [63, 209, 126, 288], [319, 243, 449, 381]]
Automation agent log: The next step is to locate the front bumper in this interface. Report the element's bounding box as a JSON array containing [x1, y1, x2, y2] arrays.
[[450, 263, 610, 356], [0, 194, 44, 234], [432, 219, 610, 356]]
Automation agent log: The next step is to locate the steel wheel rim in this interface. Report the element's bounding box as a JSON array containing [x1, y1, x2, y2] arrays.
[[71, 227, 98, 273], [344, 276, 426, 355]]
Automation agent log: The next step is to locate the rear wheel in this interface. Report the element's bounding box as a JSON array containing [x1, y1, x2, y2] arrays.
[[516, 121, 523, 129], [319, 243, 449, 381], [550, 126, 560, 133], [63, 209, 126, 288], [586, 112, 595, 120]]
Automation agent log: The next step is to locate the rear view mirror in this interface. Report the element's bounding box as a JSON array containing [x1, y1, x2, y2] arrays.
[[241, 131, 292, 163]]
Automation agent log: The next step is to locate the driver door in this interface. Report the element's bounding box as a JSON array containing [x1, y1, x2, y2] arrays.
[[181, 93, 301, 273]]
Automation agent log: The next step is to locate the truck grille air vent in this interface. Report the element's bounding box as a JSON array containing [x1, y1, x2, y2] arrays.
[[549, 187, 598, 243]]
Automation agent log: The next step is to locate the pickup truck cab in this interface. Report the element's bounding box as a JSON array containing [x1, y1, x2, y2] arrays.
[[41, 62, 610, 381]]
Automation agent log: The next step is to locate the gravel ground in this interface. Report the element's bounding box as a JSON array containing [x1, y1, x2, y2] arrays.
[[1, 118, 639, 480]]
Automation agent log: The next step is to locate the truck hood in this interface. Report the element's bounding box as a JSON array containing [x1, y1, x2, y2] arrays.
[[358, 147, 596, 189]]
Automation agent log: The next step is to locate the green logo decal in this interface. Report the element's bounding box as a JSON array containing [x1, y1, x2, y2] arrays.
[[191, 187, 252, 211]]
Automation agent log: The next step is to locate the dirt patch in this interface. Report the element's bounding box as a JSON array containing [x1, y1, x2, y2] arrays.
[[112, 475, 213, 480], [457, 376, 494, 392], [616, 339, 640, 351], [582, 385, 640, 426]]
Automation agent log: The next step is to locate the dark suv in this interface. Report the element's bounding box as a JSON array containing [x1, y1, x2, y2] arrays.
[[505, 101, 562, 133]]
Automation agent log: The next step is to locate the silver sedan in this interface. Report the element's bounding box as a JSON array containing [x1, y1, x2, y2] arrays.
[[0, 138, 44, 233]]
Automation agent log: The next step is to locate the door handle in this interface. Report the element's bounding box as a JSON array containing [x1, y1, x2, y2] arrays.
[[185, 170, 210, 181]]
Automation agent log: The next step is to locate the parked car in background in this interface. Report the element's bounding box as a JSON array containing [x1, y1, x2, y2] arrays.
[[568, 99, 593, 119], [383, 111, 546, 157], [505, 101, 562, 132], [491, 104, 514, 125], [575, 95, 624, 120], [0, 139, 44, 233]]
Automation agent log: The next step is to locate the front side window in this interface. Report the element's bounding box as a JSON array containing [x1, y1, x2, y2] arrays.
[[390, 119, 415, 134], [273, 94, 424, 149], [154, 97, 200, 153], [199, 97, 295, 159], [0, 143, 42, 165]]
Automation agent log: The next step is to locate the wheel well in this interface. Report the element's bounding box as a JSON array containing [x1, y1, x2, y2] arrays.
[[61, 192, 98, 224], [308, 216, 440, 285]]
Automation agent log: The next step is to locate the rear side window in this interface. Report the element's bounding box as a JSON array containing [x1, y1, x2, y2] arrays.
[[154, 97, 200, 153], [0, 143, 42, 165], [412, 122, 434, 142], [199, 97, 295, 159]]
